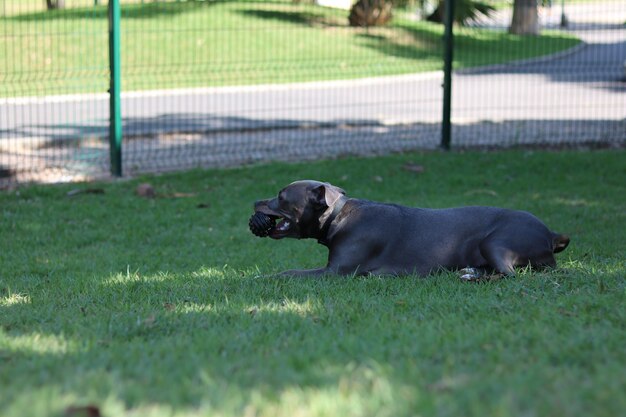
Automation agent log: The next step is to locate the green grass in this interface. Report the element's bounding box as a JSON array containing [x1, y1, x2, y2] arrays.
[[1, 149, 625, 417], [0, 0, 579, 96]]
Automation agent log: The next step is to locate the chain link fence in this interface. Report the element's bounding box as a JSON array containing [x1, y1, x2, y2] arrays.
[[1, 0, 624, 186]]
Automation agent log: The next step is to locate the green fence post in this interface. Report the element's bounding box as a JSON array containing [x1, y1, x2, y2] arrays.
[[441, 0, 455, 150], [108, 0, 122, 176]]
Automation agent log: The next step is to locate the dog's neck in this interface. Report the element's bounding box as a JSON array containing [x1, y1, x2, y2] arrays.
[[317, 196, 348, 246]]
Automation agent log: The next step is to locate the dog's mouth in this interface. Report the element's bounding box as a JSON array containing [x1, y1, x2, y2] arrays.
[[250, 211, 294, 239], [270, 216, 293, 239]]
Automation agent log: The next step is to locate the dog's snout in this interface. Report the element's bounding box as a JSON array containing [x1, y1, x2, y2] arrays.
[[254, 198, 278, 215]]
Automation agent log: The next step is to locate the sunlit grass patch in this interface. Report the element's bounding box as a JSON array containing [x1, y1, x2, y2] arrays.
[[0, 292, 30, 307]]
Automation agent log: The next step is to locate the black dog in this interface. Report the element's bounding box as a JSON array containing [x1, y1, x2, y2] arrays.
[[252, 180, 569, 279]]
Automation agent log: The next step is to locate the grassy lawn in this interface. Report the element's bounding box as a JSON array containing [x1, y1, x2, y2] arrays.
[[0, 0, 579, 96], [0, 149, 624, 417]]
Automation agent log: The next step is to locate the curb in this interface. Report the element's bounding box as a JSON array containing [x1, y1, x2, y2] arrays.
[[1, 72, 443, 106], [456, 41, 588, 75]]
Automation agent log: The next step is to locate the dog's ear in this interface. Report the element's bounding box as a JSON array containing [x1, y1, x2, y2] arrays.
[[309, 184, 327, 209], [309, 183, 345, 209]]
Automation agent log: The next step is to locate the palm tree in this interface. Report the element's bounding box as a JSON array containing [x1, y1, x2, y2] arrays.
[[46, 0, 66, 10], [509, 0, 539, 35], [348, 0, 394, 27]]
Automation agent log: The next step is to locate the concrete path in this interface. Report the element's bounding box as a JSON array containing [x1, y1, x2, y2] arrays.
[[1, 1, 624, 182]]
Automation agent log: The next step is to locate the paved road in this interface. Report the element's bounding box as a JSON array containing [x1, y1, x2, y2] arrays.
[[1, 1, 624, 181]]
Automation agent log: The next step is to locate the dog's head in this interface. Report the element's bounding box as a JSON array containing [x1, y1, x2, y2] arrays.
[[254, 180, 346, 239]]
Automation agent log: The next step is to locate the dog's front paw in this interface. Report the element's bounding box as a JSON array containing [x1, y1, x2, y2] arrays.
[[459, 267, 482, 281], [459, 268, 505, 282]]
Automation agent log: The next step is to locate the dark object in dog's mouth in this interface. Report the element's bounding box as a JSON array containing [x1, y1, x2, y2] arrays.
[[249, 212, 274, 237], [249, 212, 291, 238]]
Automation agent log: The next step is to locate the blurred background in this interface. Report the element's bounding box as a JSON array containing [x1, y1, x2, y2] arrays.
[[1, 0, 624, 185]]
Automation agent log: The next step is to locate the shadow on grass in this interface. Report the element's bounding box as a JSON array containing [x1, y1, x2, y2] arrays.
[[355, 22, 583, 70], [237, 8, 344, 28], [459, 38, 626, 90], [238, 7, 443, 59], [236, 7, 582, 73], [7, 1, 219, 22], [354, 29, 440, 61]]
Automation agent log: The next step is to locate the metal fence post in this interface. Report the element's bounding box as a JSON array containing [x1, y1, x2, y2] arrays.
[[441, 0, 455, 150], [108, 0, 122, 176]]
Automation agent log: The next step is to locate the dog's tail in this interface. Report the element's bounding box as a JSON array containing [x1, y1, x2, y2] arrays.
[[552, 233, 570, 253]]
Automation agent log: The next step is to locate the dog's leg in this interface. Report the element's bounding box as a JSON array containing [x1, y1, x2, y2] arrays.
[[530, 253, 557, 270], [480, 241, 517, 276]]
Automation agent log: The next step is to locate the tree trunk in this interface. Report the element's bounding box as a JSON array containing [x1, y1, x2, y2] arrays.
[[348, 0, 393, 27], [46, 0, 66, 10], [509, 0, 538, 35], [426, 1, 444, 23]]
